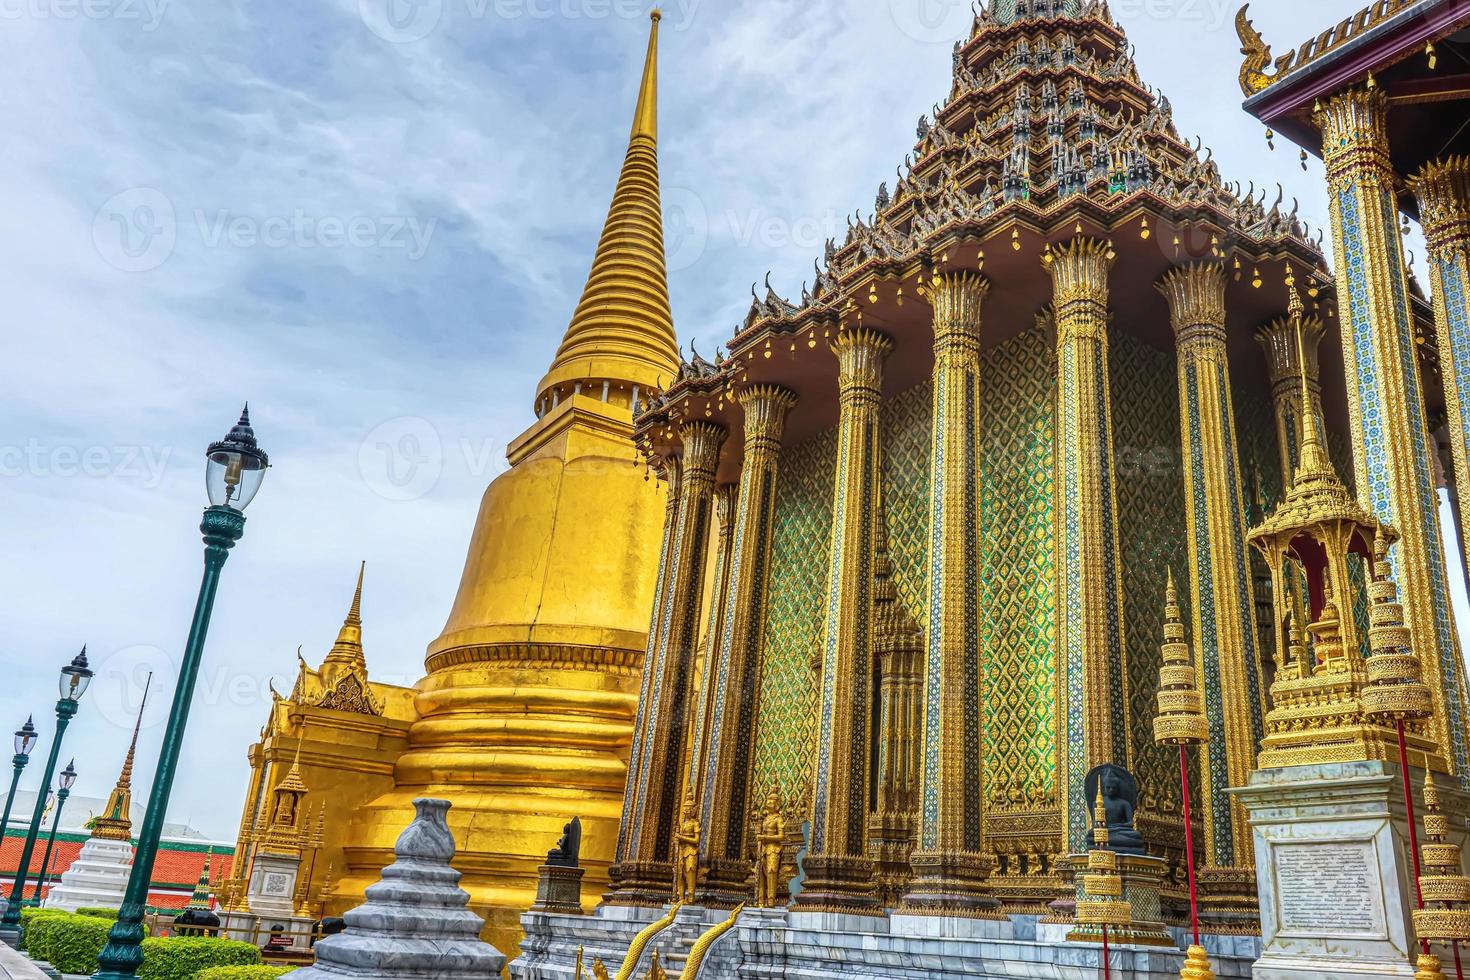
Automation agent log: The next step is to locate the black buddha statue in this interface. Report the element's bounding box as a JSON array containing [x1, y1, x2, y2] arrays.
[[547, 816, 583, 868], [1084, 763, 1147, 856]]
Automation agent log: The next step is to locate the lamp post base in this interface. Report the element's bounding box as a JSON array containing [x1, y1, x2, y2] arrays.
[[0, 922, 19, 949]]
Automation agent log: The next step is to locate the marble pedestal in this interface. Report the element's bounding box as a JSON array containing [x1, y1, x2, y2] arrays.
[[1231, 760, 1424, 979], [42, 837, 133, 913], [218, 908, 318, 951]]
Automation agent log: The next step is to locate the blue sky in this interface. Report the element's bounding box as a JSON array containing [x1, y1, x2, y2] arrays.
[[0, 0, 1458, 841]]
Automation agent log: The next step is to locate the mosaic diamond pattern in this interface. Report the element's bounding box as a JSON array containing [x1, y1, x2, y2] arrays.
[[753, 427, 836, 815], [1110, 331, 1184, 809], [980, 327, 1057, 794]]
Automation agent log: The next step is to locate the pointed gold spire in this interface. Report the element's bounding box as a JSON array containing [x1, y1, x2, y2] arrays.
[[92, 674, 152, 842], [1287, 276, 1333, 483], [536, 11, 679, 410], [323, 561, 366, 671], [1153, 569, 1208, 747]]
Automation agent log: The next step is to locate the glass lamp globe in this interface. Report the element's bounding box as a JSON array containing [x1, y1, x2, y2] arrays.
[[13, 717, 37, 757], [206, 405, 270, 512], [58, 761, 77, 792], [59, 648, 93, 702]]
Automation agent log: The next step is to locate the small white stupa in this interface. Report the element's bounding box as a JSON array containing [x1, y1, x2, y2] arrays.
[[44, 678, 150, 913]]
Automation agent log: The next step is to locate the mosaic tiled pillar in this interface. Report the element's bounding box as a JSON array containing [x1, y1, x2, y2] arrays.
[[1158, 262, 1263, 870], [1318, 87, 1470, 779], [1045, 237, 1130, 852], [1256, 312, 1327, 487], [686, 483, 736, 816], [795, 327, 892, 913], [1414, 157, 1470, 639], [901, 272, 1000, 914], [607, 421, 725, 904], [696, 385, 797, 906], [613, 461, 682, 871]]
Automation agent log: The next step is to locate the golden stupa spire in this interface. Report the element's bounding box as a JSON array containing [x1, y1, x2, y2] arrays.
[[535, 10, 679, 410], [92, 673, 152, 842], [1287, 276, 1334, 483], [323, 561, 366, 671]]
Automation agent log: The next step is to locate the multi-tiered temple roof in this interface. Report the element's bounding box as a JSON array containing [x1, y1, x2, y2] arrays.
[[634, 0, 1332, 468]]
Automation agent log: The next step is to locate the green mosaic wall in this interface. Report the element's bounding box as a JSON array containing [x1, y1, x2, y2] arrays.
[[1111, 330, 1186, 808], [752, 426, 836, 815], [980, 327, 1058, 797]]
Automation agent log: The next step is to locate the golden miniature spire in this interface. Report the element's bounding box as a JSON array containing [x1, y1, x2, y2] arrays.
[[323, 561, 366, 672], [1075, 790, 1132, 932], [1154, 569, 1208, 746], [1287, 274, 1333, 483], [92, 673, 152, 842], [536, 10, 679, 410], [1412, 771, 1470, 960], [1362, 529, 1433, 725]]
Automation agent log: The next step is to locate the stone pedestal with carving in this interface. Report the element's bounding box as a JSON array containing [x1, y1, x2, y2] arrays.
[[1231, 761, 1420, 979], [531, 865, 585, 915], [244, 850, 301, 918], [288, 798, 507, 979]]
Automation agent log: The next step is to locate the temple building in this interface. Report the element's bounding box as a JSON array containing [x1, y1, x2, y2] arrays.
[[513, 1, 1470, 977], [230, 12, 679, 957]]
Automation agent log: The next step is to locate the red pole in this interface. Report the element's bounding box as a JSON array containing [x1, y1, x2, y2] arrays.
[[1397, 720, 1430, 956], [1179, 743, 1202, 948], [1101, 924, 1111, 980], [1453, 942, 1464, 980]]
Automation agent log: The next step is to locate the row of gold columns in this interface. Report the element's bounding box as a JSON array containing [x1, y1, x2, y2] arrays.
[[695, 385, 797, 906], [1318, 87, 1470, 778], [1158, 263, 1264, 871], [901, 272, 1000, 913], [1046, 238, 1131, 852], [608, 421, 725, 903], [795, 328, 893, 912]]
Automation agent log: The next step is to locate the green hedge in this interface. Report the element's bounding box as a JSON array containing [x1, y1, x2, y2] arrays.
[[24, 912, 111, 974], [17, 907, 68, 952], [195, 968, 297, 979], [77, 906, 120, 920], [136, 936, 262, 980]]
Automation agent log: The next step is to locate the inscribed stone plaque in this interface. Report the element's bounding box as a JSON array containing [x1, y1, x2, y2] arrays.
[[1275, 841, 1381, 935]]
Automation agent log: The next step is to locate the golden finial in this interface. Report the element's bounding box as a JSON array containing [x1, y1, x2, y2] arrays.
[[324, 562, 367, 670], [1412, 769, 1470, 952], [537, 10, 678, 410], [1362, 530, 1433, 724], [1154, 570, 1208, 746], [92, 672, 152, 841]]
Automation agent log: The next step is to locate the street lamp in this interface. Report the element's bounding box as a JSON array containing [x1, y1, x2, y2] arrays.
[[32, 761, 77, 905], [1, 718, 39, 837], [93, 407, 269, 980], [0, 651, 93, 945]]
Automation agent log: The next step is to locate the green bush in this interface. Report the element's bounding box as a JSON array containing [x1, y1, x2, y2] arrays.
[[24, 912, 112, 974], [137, 936, 262, 980], [77, 906, 120, 920], [195, 968, 297, 979], [17, 907, 68, 952]]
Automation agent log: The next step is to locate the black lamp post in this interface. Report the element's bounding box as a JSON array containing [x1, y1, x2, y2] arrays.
[[0, 651, 93, 945], [94, 408, 268, 980], [32, 760, 77, 905]]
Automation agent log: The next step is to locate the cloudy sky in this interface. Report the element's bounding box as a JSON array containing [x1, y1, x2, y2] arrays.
[[1, 0, 1459, 842]]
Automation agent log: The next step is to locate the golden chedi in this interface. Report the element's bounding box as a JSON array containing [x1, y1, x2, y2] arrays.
[[1152, 570, 1208, 748], [339, 12, 679, 953], [1074, 791, 1132, 934]]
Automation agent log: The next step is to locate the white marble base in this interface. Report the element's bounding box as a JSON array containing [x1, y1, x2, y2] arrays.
[[512, 904, 1258, 979], [244, 851, 300, 918], [1231, 760, 1430, 980], [42, 837, 133, 913]]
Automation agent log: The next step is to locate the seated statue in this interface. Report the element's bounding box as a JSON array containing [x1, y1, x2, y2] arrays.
[[1084, 763, 1147, 856], [546, 816, 582, 868]]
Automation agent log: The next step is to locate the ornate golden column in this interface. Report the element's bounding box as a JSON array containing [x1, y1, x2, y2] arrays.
[[686, 483, 737, 818], [1413, 157, 1470, 638], [1318, 87, 1470, 777], [795, 327, 892, 913], [1255, 312, 1327, 487], [1158, 262, 1264, 871], [609, 421, 726, 904], [902, 271, 1000, 913], [1045, 238, 1130, 851], [696, 384, 797, 906]]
